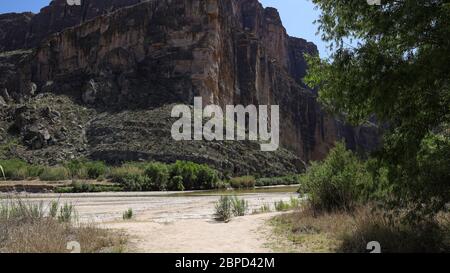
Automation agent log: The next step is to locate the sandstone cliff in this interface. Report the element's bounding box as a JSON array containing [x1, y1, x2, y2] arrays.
[[0, 0, 378, 176]]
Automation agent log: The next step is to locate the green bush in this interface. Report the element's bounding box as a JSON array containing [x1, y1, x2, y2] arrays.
[[144, 162, 169, 191], [0, 198, 45, 223], [111, 165, 156, 191], [26, 165, 45, 178], [71, 181, 95, 193], [110, 166, 144, 183], [65, 160, 107, 179], [66, 159, 86, 179], [0, 159, 30, 180], [196, 164, 219, 189], [231, 196, 248, 217], [170, 161, 219, 190], [108, 161, 220, 191], [84, 161, 108, 179], [229, 176, 256, 189], [274, 200, 291, 211], [289, 196, 300, 208], [298, 142, 372, 212], [215, 196, 233, 222], [258, 203, 271, 213], [119, 174, 150, 191], [58, 203, 75, 223], [39, 166, 70, 181], [49, 201, 59, 219], [122, 209, 133, 220], [168, 175, 185, 191]]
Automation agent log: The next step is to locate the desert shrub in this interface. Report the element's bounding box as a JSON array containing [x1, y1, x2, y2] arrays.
[[168, 175, 185, 191], [109, 166, 144, 183], [144, 162, 169, 191], [170, 161, 219, 190], [66, 159, 87, 179], [70, 181, 95, 193], [275, 200, 291, 211], [65, 160, 107, 179], [108, 161, 219, 191], [262, 203, 271, 212], [0, 159, 30, 180], [256, 203, 271, 214], [196, 164, 219, 189], [120, 174, 147, 191], [0, 198, 45, 223], [215, 181, 229, 190], [122, 209, 133, 220], [215, 196, 233, 222], [49, 201, 59, 219], [84, 161, 108, 179], [39, 166, 70, 181], [231, 196, 248, 217], [111, 164, 165, 191], [256, 175, 301, 187], [113, 171, 155, 191], [26, 165, 45, 178], [298, 142, 372, 212], [289, 196, 300, 208], [13, 168, 28, 180], [273, 198, 300, 212], [229, 176, 256, 189], [170, 161, 196, 189], [58, 203, 75, 223]]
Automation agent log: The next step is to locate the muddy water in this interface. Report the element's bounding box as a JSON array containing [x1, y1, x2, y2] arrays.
[[2, 186, 299, 223]]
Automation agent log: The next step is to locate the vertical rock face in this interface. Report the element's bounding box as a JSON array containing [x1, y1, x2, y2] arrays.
[[0, 0, 378, 167], [0, 12, 34, 52], [0, 0, 146, 51]]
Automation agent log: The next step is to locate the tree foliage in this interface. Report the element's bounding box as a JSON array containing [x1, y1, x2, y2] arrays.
[[298, 142, 378, 212], [305, 0, 450, 216]]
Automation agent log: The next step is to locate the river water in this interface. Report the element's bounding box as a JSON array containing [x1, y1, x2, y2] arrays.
[[1, 186, 300, 223]]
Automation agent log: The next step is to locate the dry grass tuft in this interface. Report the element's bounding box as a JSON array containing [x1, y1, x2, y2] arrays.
[[271, 205, 356, 252], [339, 208, 450, 253], [0, 196, 126, 253]]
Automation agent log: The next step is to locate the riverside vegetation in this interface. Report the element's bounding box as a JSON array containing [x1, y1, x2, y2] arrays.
[[0, 159, 300, 193], [0, 196, 126, 253], [279, 0, 450, 253], [271, 142, 450, 253], [214, 196, 249, 222]]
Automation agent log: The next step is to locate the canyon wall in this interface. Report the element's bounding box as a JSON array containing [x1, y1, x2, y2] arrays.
[[0, 0, 378, 172]]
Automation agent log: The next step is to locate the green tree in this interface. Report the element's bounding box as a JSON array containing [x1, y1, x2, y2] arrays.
[[298, 142, 374, 212], [305, 0, 450, 217]]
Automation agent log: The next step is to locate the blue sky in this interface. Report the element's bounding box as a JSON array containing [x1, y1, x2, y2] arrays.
[[0, 0, 328, 56]]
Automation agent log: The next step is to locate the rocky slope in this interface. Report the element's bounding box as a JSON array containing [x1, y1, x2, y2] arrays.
[[0, 0, 378, 176]]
